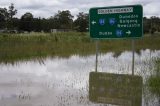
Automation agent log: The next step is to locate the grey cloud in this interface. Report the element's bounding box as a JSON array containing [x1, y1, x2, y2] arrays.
[[0, 0, 160, 18], [20, 4, 45, 10]]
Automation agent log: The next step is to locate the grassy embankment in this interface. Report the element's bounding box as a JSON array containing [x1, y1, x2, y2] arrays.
[[0, 32, 160, 63]]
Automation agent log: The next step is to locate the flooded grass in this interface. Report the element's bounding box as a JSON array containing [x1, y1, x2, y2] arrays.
[[148, 58, 160, 97], [0, 32, 160, 63]]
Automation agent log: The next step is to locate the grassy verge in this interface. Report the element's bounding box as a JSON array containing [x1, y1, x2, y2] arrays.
[[0, 32, 160, 63]]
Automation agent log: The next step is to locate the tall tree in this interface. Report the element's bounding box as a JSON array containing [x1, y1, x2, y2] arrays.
[[7, 3, 17, 29], [151, 16, 160, 33], [143, 17, 151, 34], [8, 3, 17, 19], [54, 10, 74, 29], [12, 17, 20, 30], [20, 12, 34, 32], [32, 18, 42, 32], [41, 18, 51, 32], [74, 12, 88, 32], [0, 8, 8, 29], [0, 8, 7, 21]]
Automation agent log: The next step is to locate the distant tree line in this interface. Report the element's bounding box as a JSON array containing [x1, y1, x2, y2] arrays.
[[0, 3, 88, 32], [0, 3, 160, 33], [143, 16, 160, 34]]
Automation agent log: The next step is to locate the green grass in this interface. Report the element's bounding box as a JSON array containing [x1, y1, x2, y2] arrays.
[[147, 58, 160, 97], [0, 32, 160, 63]]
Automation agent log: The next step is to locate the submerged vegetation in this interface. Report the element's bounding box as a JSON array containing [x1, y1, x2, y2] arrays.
[[148, 58, 160, 97], [0, 32, 160, 63]]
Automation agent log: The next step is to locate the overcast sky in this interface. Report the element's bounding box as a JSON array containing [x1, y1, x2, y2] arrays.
[[0, 0, 160, 18]]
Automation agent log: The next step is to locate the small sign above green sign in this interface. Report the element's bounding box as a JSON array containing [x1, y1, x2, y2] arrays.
[[89, 5, 143, 39]]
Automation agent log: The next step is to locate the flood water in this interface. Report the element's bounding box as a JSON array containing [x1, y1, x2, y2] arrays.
[[0, 49, 160, 106]]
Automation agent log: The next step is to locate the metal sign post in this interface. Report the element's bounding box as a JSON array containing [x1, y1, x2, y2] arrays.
[[95, 40, 99, 72], [132, 39, 135, 75]]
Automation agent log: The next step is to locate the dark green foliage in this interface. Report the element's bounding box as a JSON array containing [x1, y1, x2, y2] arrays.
[[0, 8, 8, 29], [143, 17, 151, 34], [20, 12, 34, 32], [143, 16, 160, 34], [5, 3, 17, 29], [74, 12, 89, 32], [53, 10, 74, 29], [8, 3, 17, 19], [15, 10, 74, 32]]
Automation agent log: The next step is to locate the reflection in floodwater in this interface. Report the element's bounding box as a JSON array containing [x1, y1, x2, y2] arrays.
[[0, 50, 159, 106], [89, 72, 142, 106]]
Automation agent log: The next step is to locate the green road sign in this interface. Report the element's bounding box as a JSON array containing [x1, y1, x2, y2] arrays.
[[89, 72, 142, 106], [89, 5, 143, 39]]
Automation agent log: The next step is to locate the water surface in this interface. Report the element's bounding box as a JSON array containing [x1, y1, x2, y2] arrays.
[[0, 49, 160, 106]]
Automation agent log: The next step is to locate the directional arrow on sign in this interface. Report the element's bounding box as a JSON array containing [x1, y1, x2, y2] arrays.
[[126, 30, 131, 35], [92, 20, 96, 25]]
